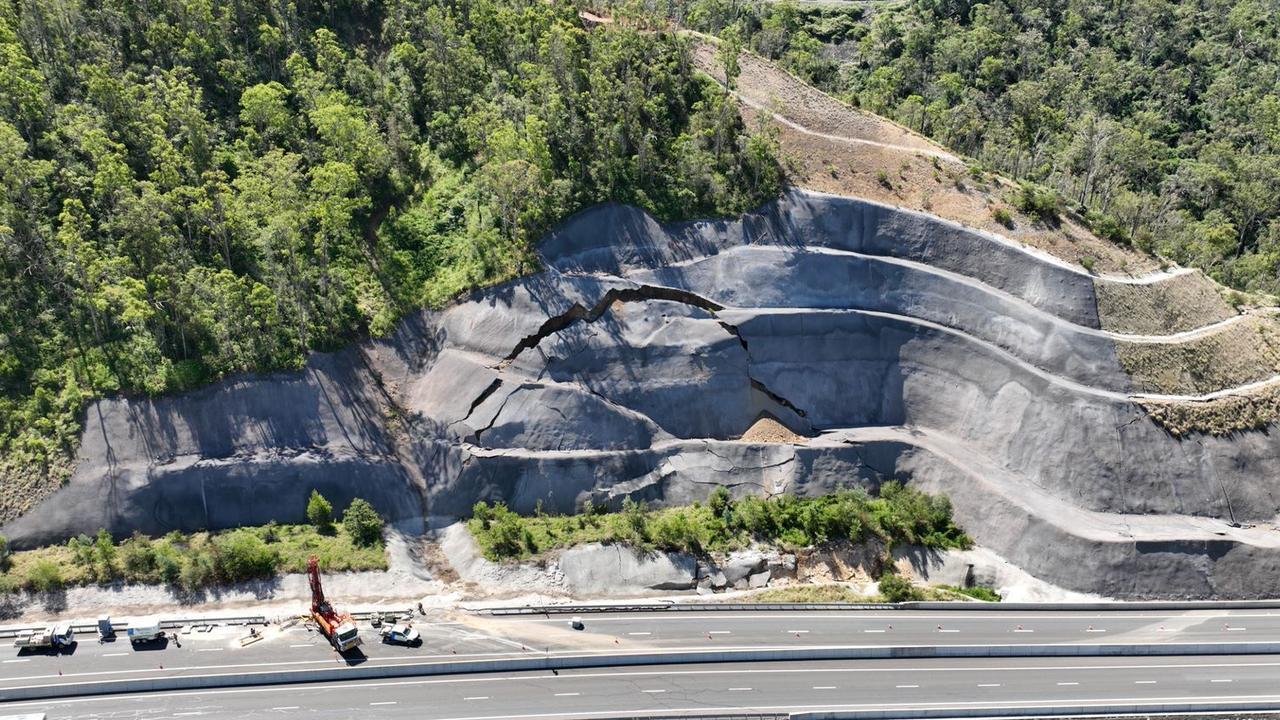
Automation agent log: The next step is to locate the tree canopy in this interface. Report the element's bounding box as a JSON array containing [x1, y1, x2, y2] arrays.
[[675, 0, 1280, 291], [0, 0, 781, 504]]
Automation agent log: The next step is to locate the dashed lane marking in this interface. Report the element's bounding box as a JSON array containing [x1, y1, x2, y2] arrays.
[[896, 685, 919, 689], [1058, 682, 1080, 686], [813, 686, 837, 690], [464, 696, 490, 701], [370, 701, 398, 706]]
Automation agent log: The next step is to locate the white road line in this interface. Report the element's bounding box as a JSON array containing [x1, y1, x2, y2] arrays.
[[464, 696, 489, 701], [197, 648, 223, 652], [978, 684, 1001, 688], [787, 630, 810, 634], [370, 701, 398, 706], [864, 629, 886, 633], [728, 687, 752, 691], [174, 713, 203, 717], [554, 692, 580, 697], [1212, 679, 1234, 683], [627, 632, 651, 636], [1014, 629, 1035, 632], [1135, 681, 1157, 685], [1058, 682, 1080, 686], [103, 652, 128, 657], [642, 689, 666, 694], [2, 659, 30, 663], [289, 644, 313, 648], [270, 707, 300, 711], [1086, 629, 1107, 633], [813, 686, 837, 690], [1228, 627, 1248, 631], [708, 631, 731, 635], [896, 685, 919, 689], [938, 629, 959, 633]]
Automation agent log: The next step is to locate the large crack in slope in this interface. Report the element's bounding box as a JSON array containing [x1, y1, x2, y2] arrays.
[[482, 281, 812, 439]]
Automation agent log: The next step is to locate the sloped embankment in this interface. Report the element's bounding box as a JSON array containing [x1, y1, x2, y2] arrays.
[[6, 189, 1280, 599]]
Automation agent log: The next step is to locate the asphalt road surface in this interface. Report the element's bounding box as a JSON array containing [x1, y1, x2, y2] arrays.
[[11, 655, 1280, 719], [3, 608, 1280, 693]]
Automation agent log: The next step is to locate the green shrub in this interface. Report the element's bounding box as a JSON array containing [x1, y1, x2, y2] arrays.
[[306, 490, 334, 533], [876, 169, 893, 189], [27, 559, 63, 592], [0, 535, 9, 572], [708, 487, 733, 519], [214, 529, 281, 583], [992, 207, 1014, 229], [878, 572, 923, 602], [1012, 182, 1061, 223], [342, 498, 384, 547], [1080, 255, 1097, 273], [180, 551, 216, 592], [121, 532, 159, 581], [949, 585, 1001, 602]]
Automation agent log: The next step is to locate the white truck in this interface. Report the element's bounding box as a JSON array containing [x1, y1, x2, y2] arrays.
[[126, 617, 165, 645], [12, 623, 74, 650]]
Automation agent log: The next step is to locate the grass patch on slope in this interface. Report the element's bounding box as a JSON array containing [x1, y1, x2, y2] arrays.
[[468, 482, 971, 561], [0, 522, 387, 595]]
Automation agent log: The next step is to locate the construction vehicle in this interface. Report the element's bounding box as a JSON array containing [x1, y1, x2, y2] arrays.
[[12, 623, 74, 650], [307, 555, 361, 652]]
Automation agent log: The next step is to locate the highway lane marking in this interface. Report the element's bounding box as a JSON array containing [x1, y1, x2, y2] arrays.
[[937, 629, 959, 633], [464, 696, 489, 701], [17, 658, 1280, 706], [978, 683, 1001, 687], [270, 707, 300, 711], [290, 644, 314, 648], [14, 655, 1280, 688], [708, 631, 731, 635], [370, 701, 398, 705], [896, 684, 919, 688], [627, 632, 651, 636], [31, 685, 1280, 718], [863, 629, 886, 633], [1135, 681, 1157, 684], [1212, 679, 1234, 683], [813, 686, 836, 690], [1057, 682, 1079, 686], [728, 687, 752, 691], [787, 630, 810, 634], [103, 652, 128, 657], [2, 659, 29, 663], [1228, 627, 1248, 631], [1086, 629, 1107, 633], [509, 612, 1280, 622], [197, 648, 224, 652], [642, 689, 666, 694], [555, 692, 580, 696]]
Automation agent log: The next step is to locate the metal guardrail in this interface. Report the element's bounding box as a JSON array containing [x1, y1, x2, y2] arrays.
[[0, 615, 267, 639], [486, 603, 892, 615], [482, 599, 1280, 615]]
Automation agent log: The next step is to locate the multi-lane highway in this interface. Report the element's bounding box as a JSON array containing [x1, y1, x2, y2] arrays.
[[12, 655, 1280, 719], [5, 607, 1280, 718]]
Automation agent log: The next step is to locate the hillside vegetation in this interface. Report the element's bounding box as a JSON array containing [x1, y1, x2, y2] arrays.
[[0, 0, 781, 506], [468, 483, 972, 560], [677, 0, 1280, 291]]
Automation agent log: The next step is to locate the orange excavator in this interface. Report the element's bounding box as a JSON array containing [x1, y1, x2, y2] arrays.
[[308, 555, 362, 651]]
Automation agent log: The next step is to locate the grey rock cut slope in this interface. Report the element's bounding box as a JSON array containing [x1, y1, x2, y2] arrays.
[[7, 189, 1280, 599]]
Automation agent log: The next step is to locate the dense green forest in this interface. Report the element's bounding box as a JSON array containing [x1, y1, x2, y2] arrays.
[[673, 0, 1280, 291], [0, 0, 781, 488]]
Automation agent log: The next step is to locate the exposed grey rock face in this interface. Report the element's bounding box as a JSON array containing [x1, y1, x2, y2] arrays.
[[6, 188, 1280, 599], [559, 544, 698, 593]]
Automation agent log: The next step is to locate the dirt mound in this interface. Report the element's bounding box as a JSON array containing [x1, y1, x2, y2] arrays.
[[739, 414, 808, 444]]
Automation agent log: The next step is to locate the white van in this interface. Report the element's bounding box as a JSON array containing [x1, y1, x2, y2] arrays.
[[127, 616, 165, 645]]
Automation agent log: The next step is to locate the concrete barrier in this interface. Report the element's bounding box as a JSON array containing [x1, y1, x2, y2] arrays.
[[5, 641, 1280, 702]]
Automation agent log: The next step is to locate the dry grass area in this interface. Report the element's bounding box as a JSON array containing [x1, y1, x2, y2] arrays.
[[1096, 272, 1236, 335], [692, 42, 1160, 277], [0, 454, 74, 525], [739, 414, 808, 443], [1119, 314, 1280, 395], [1143, 386, 1280, 437]]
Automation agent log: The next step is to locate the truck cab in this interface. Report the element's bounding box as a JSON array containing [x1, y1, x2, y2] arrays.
[[332, 620, 361, 652]]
